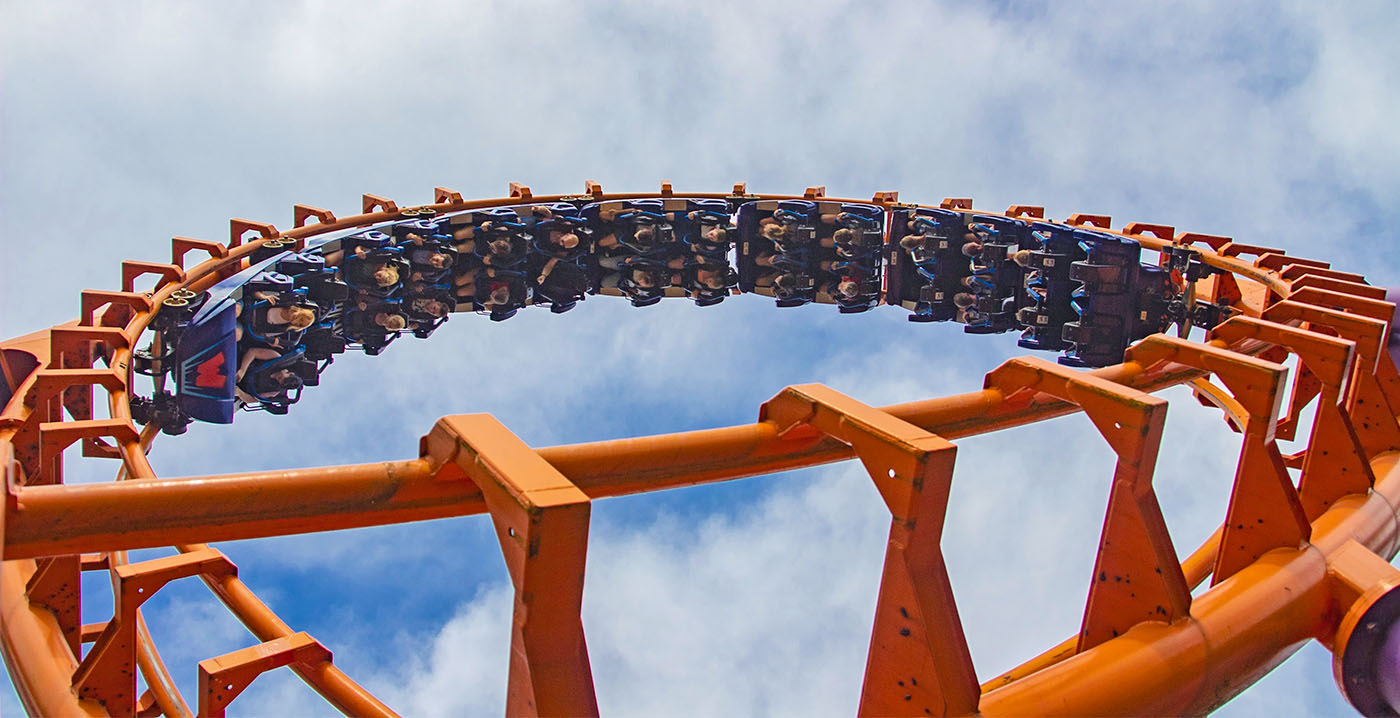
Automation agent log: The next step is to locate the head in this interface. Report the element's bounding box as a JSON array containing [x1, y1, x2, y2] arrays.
[[761, 223, 788, 241], [701, 225, 728, 244], [961, 241, 982, 258], [428, 252, 453, 269], [270, 369, 301, 390], [633, 226, 656, 245], [833, 228, 855, 246], [697, 267, 727, 290], [553, 231, 580, 250], [1012, 249, 1034, 268], [372, 264, 400, 287], [633, 269, 658, 289], [774, 273, 796, 292], [899, 234, 925, 251], [953, 293, 977, 310], [412, 297, 447, 317], [489, 286, 511, 306], [488, 239, 513, 257], [376, 312, 408, 331], [284, 306, 317, 331], [837, 280, 860, 298]]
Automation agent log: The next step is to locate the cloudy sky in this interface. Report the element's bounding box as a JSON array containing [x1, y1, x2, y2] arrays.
[[3, 1, 1399, 715]]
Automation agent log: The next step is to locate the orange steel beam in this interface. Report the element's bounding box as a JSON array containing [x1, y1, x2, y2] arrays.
[[72, 550, 235, 716], [171, 541, 399, 718], [1126, 336, 1312, 583], [423, 415, 598, 718], [978, 450, 1400, 716], [5, 355, 1222, 561], [984, 357, 1190, 653], [760, 384, 977, 716], [1264, 301, 1400, 457], [1210, 317, 1374, 519], [197, 632, 332, 718]]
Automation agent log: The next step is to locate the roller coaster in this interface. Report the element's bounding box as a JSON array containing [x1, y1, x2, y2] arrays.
[[2, 182, 1399, 716]]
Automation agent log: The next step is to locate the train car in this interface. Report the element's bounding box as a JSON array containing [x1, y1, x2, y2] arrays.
[[1060, 229, 1176, 367], [584, 198, 738, 307], [885, 207, 974, 322], [169, 251, 295, 426], [527, 202, 593, 314], [443, 202, 575, 317], [137, 192, 1233, 431], [736, 199, 884, 310], [960, 214, 1034, 334], [1016, 222, 1089, 353]]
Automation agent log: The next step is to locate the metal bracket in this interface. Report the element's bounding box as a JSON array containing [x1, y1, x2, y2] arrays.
[[292, 204, 336, 228], [1265, 300, 1400, 457], [26, 555, 82, 657], [171, 236, 228, 269], [197, 632, 332, 717], [80, 290, 151, 329], [1210, 317, 1372, 519], [1289, 275, 1387, 301], [120, 261, 185, 294], [1126, 335, 1309, 583], [361, 194, 398, 215], [1123, 222, 1175, 241], [432, 187, 464, 206], [14, 369, 129, 484], [1005, 205, 1044, 219], [422, 414, 598, 718], [1065, 213, 1111, 229], [228, 219, 277, 249], [760, 384, 978, 716], [985, 357, 1190, 652], [73, 549, 236, 716]]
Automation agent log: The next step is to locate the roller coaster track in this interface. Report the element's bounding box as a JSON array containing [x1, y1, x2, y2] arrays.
[[3, 183, 1400, 716]]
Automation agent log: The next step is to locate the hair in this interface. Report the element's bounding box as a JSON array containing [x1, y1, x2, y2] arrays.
[[556, 232, 580, 249], [488, 239, 513, 257], [774, 273, 796, 291], [833, 228, 855, 245], [379, 313, 408, 331], [961, 241, 982, 258], [837, 280, 860, 298], [489, 286, 511, 305], [633, 226, 656, 245], [284, 306, 317, 331], [412, 297, 445, 317], [271, 369, 302, 390], [372, 264, 400, 287], [633, 269, 658, 289], [900, 234, 924, 251], [953, 293, 977, 309], [698, 267, 726, 289], [1012, 249, 1034, 268], [430, 253, 453, 269], [761, 223, 787, 241], [703, 225, 728, 244]]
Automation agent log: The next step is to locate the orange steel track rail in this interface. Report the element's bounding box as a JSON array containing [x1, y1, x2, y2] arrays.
[[4, 182, 1400, 716]]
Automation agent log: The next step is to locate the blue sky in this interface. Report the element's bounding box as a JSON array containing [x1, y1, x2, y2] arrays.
[[3, 1, 1399, 715]]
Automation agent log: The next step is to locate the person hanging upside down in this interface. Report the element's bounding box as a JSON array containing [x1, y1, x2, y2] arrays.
[[234, 347, 301, 405]]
